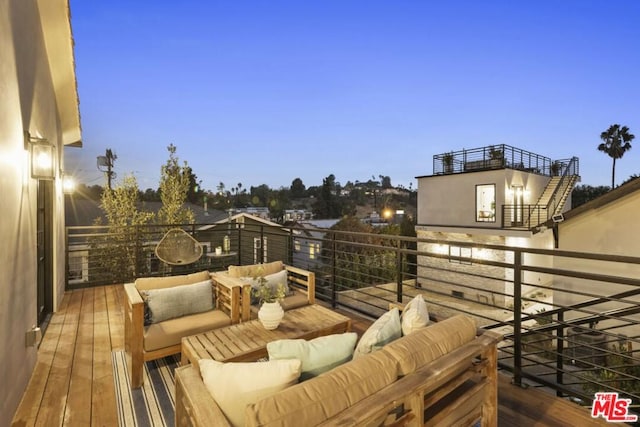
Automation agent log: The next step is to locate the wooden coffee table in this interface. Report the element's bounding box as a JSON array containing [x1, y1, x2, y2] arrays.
[[181, 304, 352, 367]]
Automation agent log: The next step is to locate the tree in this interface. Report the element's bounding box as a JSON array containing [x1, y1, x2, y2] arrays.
[[313, 174, 343, 219], [157, 144, 194, 224], [598, 124, 635, 189], [290, 178, 306, 198], [571, 185, 610, 209], [94, 175, 154, 282]]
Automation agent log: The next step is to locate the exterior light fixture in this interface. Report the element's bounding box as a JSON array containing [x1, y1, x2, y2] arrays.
[[62, 173, 76, 194], [25, 131, 55, 180]]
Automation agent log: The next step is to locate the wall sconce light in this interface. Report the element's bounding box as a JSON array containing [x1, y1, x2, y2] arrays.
[[25, 131, 55, 180], [62, 173, 76, 194]]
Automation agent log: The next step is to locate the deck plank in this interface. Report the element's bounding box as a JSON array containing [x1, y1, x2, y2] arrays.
[[34, 290, 82, 426], [63, 288, 94, 426], [91, 286, 119, 427], [106, 284, 124, 351]]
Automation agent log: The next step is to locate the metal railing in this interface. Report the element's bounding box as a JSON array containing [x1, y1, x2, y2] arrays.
[[433, 144, 556, 175], [66, 222, 640, 414]]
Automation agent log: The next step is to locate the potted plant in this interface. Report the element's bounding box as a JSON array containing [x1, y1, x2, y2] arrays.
[[442, 152, 454, 174], [488, 145, 504, 167], [252, 271, 286, 330]]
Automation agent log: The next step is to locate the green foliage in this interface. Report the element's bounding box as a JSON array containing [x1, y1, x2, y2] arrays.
[[598, 124, 635, 189], [290, 178, 306, 198], [582, 342, 640, 397], [157, 144, 195, 225], [250, 268, 286, 303], [322, 216, 397, 289], [93, 175, 154, 283], [571, 184, 610, 208], [313, 174, 344, 219]]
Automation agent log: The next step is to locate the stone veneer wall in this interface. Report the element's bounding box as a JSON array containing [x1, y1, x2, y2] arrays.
[[416, 230, 510, 306]]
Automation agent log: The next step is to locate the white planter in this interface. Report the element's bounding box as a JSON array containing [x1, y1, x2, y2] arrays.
[[258, 301, 284, 330]]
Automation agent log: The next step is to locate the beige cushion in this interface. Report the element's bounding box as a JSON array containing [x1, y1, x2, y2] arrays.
[[143, 309, 231, 352], [142, 280, 214, 324], [267, 332, 358, 381], [135, 270, 210, 291], [382, 314, 477, 376], [199, 358, 302, 427], [245, 349, 398, 426], [228, 261, 284, 278], [401, 294, 430, 336], [353, 308, 401, 359]]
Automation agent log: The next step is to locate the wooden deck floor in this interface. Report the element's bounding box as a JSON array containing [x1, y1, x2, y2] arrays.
[[12, 286, 613, 426]]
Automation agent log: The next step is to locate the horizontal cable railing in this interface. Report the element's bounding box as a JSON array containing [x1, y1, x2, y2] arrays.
[[66, 222, 640, 415]]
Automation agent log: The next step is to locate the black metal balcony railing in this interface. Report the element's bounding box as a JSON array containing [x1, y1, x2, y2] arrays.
[[66, 222, 640, 415], [433, 144, 579, 177]]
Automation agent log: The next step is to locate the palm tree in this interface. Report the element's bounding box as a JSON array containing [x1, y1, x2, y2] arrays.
[[598, 124, 635, 189]]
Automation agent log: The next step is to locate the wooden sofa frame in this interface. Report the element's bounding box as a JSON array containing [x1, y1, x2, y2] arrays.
[[212, 264, 315, 322], [123, 274, 241, 389], [174, 326, 502, 427]]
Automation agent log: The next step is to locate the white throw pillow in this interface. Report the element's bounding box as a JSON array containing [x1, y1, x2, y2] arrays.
[[142, 279, 213, 324], [401, 294, 430, 336], [267, 332, 358, 380], [199, 358, 302, 427], [353, 308, 401, 359]]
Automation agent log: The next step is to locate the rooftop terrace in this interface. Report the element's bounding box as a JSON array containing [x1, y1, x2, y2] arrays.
[[430, 144, 579, 177]]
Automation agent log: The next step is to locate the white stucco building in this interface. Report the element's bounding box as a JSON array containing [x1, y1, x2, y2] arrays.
[[1, 1, 82, 424]]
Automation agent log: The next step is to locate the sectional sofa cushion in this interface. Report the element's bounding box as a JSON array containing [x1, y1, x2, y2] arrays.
[[245, 349, 398, 426], [143, 309, 231, 352], [199, 358, 302, 427], [353, 307, 401, 359], [142, 279, 214, 324], [134, 270, 210, 291], [382, 314, 477, 376], [267, 332, 358, 381], [401, 294, 430, 336], [228, 260, 284, 279]]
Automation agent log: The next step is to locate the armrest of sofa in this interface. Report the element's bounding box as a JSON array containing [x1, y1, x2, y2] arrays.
[[175, 365, 231, 427], [317, 329, 503, 427], [123, 282, 145, 388], [211, 272, 250, 323], [284, 265, 315, 304]]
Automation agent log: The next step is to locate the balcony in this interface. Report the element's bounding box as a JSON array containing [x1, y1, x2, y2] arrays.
[[13, 222, 639, 425]]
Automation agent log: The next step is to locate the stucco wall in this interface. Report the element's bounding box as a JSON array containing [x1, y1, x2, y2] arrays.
[[1, 1, 69, 424], [554, 191, 640, 341], [417, 169, 551, 228]]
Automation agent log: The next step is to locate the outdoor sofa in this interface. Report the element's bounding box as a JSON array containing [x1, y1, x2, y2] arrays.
[[175, 313, 503, 426], [123, 270, 242, 388]]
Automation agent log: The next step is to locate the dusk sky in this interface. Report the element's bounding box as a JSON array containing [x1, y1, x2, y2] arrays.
[[65, 1, 640, 192]]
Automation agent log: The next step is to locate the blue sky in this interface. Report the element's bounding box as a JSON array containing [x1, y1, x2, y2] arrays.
[[65, 1, 640, 191]]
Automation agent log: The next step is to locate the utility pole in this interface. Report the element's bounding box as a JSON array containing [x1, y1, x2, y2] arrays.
[[97, 149, 117, 189]]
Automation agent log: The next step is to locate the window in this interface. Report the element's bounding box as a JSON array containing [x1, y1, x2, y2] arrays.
[[476, 184, 496, 222], [294, 239, 301, 252], [450, 246, 472, 265]]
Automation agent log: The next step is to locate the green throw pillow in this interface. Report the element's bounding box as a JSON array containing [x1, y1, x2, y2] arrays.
[[267, 332, 358, 381], [142, 279, 214, 324]]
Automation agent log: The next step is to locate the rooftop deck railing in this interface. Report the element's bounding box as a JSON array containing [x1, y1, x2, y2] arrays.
[[433, 144, 571, 176], [66, 222, 640, 415]]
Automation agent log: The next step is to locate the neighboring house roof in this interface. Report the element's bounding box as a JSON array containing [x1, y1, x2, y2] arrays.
[[557, 178, 640, 224], [64, 197, 227, 226], [198, 212, 285, 231]]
